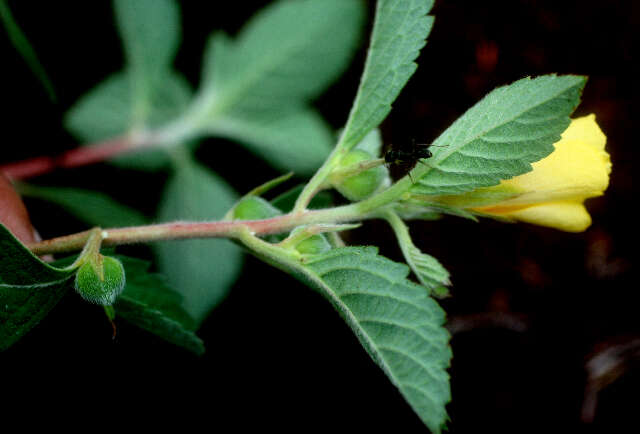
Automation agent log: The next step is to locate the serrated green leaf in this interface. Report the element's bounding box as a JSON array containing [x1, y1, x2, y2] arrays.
[[405, 247, 450, 297], [301, 248, 450, 432], [411, 75, 586, 196], [113, 0, 181, 123], [0, 223, 74, 351], [249, 242, 451, 432], [338, 0, 435, 151], [65, 71, 192, 170], [155, 159, 242, 324], [113, 256, 203, 354], [201, 0, 364, 113], [18, 184, 147, 228], [384, 211, 450, 297], [208, 108, 334, 174]]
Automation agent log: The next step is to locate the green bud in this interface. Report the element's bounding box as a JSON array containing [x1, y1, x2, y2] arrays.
[[74, 255, 126, 305], [287, 227, 332, 255], [333, 149, 386, 201], [295, 234, 331, 255], [233, 196, 282, 220]]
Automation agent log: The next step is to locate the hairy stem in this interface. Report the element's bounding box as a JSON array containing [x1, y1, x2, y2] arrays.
[[27, 205, 377, 256]]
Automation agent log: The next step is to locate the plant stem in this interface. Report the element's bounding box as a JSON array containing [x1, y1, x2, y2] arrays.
[[23, 146, 416, 256], [26, 205, 377, 256], [0, 134, 150, 180]]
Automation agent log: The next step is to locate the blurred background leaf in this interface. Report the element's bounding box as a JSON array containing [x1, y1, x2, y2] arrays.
[[155, 156, 242, 325], [190, 0, 366, 174], [113, 0, 181, 124], [65, 71, 193, 171], [17, 183, 147, 228]]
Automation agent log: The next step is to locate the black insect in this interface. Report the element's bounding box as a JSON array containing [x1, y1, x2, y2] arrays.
[[384, 142, 441, 182]]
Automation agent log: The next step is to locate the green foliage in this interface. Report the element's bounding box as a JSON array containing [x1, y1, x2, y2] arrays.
[[192, 0, 364, 173], [385, 211, 450, 297], [65, 71, 192, 170], [18, 183, 147, 227], [66, 0, 189, 170], [411, 75, 586, 196], [155, 157, 242, 325], [338, 0, 435, 152], [200, 0, 364, 110], [2, 0, 594, 430], [205, 108, 334, 175], [114, 256, 203, 355], [66, 72, 192, 141], [0, 223, 73, 350], [272, 246, 451, 433], [113, 0, 181, 124], [74, 255, 126, 305], [65, 0, 366, 175]]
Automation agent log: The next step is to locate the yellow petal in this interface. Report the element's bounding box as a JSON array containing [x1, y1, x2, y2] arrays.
[[483, 201, 592, 232], [491, 115, 611, 206], [430, 114, 610, 232], [560, 114, 607, 150]]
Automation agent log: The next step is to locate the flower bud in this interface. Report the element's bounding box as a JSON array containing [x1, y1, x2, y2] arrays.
[[287, 226, 332, 255], [75, 255, 126, 305], [295, 234, 331, 255], [333, 150, 386, 201], [232, 196, 282, 220]]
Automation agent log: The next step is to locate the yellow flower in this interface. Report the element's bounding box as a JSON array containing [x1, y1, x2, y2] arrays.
[[436, 114, 611, 232]]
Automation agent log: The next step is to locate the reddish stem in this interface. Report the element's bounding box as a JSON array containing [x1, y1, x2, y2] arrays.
[[0, 136, 140, 180], [25, 205, 369, 256]]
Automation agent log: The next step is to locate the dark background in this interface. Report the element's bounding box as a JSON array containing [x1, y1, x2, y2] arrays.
[[1, 1, 636, 432]]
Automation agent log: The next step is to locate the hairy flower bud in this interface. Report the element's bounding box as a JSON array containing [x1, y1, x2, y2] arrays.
[[75, 255, 126, 305]]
